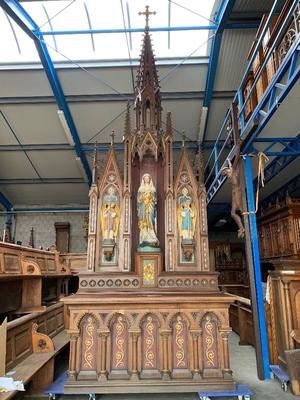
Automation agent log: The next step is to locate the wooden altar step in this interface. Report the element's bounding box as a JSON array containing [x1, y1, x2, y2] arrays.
[[44, 371, 254, 399]]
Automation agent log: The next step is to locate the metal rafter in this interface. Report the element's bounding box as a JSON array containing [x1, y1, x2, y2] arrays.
[[0, 0, 92, 185], [205, 0, 300, 204], [202, 0, 237, 142], [0, 191, 12, 210]]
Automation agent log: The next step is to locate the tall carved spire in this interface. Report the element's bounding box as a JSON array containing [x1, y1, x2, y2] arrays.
[[134, 6, 161, 132], [124, 103, 131, 137], [166, 112, 173, 137], [92, 142, 98, 185]]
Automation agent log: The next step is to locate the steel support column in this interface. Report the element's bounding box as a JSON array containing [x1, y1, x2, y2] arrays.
[[243, 155, 270, 380]]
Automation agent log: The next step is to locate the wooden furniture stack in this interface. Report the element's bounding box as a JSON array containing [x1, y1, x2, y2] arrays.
[[0, 241, 71, 317], [257, 195, 300, 262], [62, 18, 235, 394], [242, 0, 299, 120]]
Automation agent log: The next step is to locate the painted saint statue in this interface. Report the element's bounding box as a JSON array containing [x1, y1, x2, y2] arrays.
[[100, 186, 120, 241], [177, 187, 196, 240], [137, 173, 159, 246]]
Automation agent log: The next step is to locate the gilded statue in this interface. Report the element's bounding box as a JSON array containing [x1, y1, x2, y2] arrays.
[[100, 187, 120, 241], [137, 173, 159, 247], [177, 187, 196, 241]]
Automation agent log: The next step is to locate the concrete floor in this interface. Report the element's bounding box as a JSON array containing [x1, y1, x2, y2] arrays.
[[28, 333, 297, 400], [96, 333, 297, 400]]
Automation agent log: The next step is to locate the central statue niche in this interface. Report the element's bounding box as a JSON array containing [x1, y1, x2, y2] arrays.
[[137, 173, 159, 249]]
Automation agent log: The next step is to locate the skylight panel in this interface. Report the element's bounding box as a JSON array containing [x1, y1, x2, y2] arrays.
[[0, 0, 215, 64]]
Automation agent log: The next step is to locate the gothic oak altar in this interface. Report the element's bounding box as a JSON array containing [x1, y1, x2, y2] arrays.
[[62, 15, 235, 393]]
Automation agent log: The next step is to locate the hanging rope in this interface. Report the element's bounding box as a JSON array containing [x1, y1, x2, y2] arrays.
[[241, 151, 269, 215]]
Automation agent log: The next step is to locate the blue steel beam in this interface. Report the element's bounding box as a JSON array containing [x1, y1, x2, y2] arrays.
[[202, 0, 237, 141], [0, 191, 12, 210], [41, 26, 217, 35], [243, 155, 270, 380], [40, 22, 259, 36], [0, 0, 92, 185], [206, 3, 300, 203], [260, 136, 300, 186]]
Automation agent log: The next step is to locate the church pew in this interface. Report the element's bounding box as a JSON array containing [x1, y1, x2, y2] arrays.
[[0, 242, 71, 316], [227, 294, 256, 347], [59, 252, 86, 273], [0, 303, 69, 400]]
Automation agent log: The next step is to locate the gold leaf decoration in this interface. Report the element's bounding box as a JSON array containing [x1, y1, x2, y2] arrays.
[[115, 316, 125, 368], [204, 315, 215, 367], [145, 316, 155, 368], [175, 316, 185, 368], [83, 317, 94, 369]]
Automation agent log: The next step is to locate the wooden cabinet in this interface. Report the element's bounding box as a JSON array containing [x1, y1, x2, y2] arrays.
[[268, 260, 300, 367], [257, 196, 300, 261], [213, 242, 248, 286]]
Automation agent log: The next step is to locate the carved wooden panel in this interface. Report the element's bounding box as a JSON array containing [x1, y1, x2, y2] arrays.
[[80, 315, 98, 372], [4, 254, 20, 273], [258, 197, 300, 261], [172, 315, 189, 370], [141, 315, 159, 372], [201, 313, 219, 370], [111, 315, 128, 373], [15, 327, 31, 359]]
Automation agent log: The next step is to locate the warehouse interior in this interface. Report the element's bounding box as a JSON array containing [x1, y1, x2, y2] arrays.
[[0, 0, 300, 399]]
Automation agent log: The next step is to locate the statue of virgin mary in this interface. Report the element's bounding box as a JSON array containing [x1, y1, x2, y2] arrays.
[[137, 173, 159, 247]]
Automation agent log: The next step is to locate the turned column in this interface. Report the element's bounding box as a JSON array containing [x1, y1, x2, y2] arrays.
[[283, 281, 294, 349], [161, 330, 171, 379], [99, 330, 109, 381], [130, 330, 140, 379], [221, 331, 232, 378], [191, 331, 200, 378], [69, 332, 79, 381]]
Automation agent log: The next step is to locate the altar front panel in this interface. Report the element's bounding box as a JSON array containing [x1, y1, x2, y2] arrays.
[[64, 292, 234, 393]]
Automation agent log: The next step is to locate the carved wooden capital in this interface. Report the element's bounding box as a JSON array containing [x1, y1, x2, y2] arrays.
[[68, 330, 80, 340], [160, 329, 171, 338], [98, 329, 110, 339]]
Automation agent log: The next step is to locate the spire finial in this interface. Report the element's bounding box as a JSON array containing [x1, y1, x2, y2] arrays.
[[110, 130, 115, 146], [138, 5, 156, 30], [182, 131, 186, 148], [92, 141, 98, 184]]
